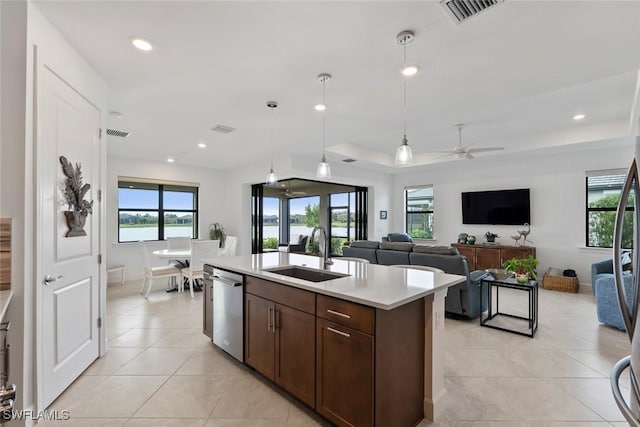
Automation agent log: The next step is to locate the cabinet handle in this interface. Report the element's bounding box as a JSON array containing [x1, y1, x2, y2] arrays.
[[327, 326, 350, 338], [267, 307, 273, 332], [327, 309, 351, 319], [275, 309, 279, 331]]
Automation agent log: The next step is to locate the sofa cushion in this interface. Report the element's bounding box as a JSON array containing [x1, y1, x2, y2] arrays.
[[413, 245, 458, 255], [376, 249, 410, 266], [379, 242, 414, 252], [387, 232, 414, 243], [409, 252, 468, 276], [349, 240, 380, 249]]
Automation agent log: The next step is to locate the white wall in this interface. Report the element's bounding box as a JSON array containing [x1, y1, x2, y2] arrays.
[[106, 155, 226, 280], [392, 141, 635, 289]]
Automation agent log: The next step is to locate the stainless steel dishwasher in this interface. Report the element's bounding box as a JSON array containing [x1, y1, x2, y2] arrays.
[[211, 267, 244, 362]]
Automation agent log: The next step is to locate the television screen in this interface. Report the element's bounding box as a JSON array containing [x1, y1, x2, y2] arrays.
[[461, 189, 530, 225]]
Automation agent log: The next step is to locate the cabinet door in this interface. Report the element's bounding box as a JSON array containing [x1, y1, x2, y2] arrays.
[[316, 318, 374, 427], [203, 281, 213, 339], [476, 247, 501, 270], [500, 248, 528, 264], [275, 304, 316, 407], [245, 293, 275, 379], [456, 246, 476, 270]]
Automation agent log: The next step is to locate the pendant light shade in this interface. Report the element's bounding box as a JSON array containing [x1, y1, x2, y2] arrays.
[[265, 101, 278, 186], [395, 135, 413, 165], [394, 30, 418, 166], [316, 73, 332, 179]]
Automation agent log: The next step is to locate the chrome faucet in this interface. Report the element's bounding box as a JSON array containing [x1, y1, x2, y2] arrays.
[[310, 226, 333, 267]]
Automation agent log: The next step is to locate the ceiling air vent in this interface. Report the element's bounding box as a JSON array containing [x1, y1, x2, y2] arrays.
[[106, 128, 130, 138], [342, 158, 356, 163], [211, 124, 236, 134], [440, 0, 504, 24]]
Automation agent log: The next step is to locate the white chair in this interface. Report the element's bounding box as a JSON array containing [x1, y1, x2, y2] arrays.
[[337, 256, 370, 264], [139, 241, 182, 298], [167, 236, 191, 249], [392, 265, 444, 274], [107, 264, 126, 285], [182, 240, 219, 298], [219, 236, 238, 257]]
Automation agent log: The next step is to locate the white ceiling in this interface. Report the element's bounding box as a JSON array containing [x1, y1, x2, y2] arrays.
[[34, 1, 640, 172]]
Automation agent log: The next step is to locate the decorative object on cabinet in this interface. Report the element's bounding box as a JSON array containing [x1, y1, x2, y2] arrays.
[[457, 233, 468, 244], [510, 233, 522, 245], [208, 222, 226, 247], [59, 156, 93, 237], [517, 223, 532, 246], [485, 231, 499, 243], [466, 235, 476, 245], [379, 210, 387, 220]]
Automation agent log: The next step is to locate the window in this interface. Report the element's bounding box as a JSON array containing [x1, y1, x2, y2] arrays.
[[262, 197, 280, 249], [586, 172, 633, 248], [118, 180, 198, 242], [329, 192, 356, 255], [405, 186, 434, 239]]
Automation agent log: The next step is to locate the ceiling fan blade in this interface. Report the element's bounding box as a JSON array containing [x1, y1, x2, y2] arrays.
[[465, 152, 474, 159], [467, 147, 504, 154]]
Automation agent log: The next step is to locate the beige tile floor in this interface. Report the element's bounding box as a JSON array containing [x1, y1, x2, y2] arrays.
[[41, 279, 633, 426]]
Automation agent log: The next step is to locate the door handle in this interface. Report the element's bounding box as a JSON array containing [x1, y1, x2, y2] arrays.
[[43, 275, 63, 285]]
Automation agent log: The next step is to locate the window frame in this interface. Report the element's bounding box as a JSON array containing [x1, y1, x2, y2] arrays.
[[118, 180, 199, 243], [585, 171, 632, 249], [404, 185, 434, 240]]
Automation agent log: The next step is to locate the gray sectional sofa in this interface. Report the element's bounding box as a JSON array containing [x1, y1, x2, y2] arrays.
[[343, 240, 488, 319]]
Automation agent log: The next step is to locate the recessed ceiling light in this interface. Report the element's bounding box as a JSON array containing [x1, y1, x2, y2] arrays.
[[131, 38, 153, 51], [167, 158, 174, 163], [400, 64, 420, 76], [573, 114, 585, 121], [314, 104, 326, 111], [198, 143, 207, 148]]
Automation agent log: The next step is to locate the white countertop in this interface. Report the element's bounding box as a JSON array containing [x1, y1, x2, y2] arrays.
[[203, 253, 466, 310]]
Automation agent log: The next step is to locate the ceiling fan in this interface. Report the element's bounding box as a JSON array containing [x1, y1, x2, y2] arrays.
[[437, 124, 504, 159], [279, 182, 307, 197]]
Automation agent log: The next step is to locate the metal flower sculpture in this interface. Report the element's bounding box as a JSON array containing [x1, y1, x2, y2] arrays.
[[59, 156, 93, 237]]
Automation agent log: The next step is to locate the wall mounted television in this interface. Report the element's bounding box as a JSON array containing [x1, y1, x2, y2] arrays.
[[461, 188, 530, 225]]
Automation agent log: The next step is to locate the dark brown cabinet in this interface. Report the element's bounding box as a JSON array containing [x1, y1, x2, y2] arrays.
[[244, 277, 316, 407], [203, 278, 213, 339], [453, 243, 536, 270], [316, 318, 374, 427]]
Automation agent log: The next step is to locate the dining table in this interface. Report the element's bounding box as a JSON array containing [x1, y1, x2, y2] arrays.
[[152, 248, 191, 292]]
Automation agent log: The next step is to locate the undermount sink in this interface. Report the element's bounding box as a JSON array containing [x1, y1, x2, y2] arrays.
[[264, 266, 350, 282]]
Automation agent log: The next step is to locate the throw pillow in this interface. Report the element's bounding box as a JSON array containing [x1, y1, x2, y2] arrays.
[[349, 240, 380, 249], [387, 233, 414, 243], [379, 242, 415, 252]]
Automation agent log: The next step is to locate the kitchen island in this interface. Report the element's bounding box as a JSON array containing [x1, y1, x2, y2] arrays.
[[204, 252, 465, 426]]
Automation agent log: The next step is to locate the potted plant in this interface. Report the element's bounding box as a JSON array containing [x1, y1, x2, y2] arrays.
[[208, 222, 227, 248], [503, 255, 538, 284], [485, 231, 499, 243]]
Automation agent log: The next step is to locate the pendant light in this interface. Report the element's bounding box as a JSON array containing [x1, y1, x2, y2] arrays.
[[265, 101, 278, 186], [316, 73, 332, 179], [395, 30, 416, 166]]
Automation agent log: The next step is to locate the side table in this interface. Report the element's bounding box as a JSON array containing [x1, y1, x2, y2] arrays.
[[480, 276, 538, 338]]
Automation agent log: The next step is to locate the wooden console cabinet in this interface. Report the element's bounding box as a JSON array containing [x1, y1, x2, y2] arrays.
[[452, 243, 536, 270]]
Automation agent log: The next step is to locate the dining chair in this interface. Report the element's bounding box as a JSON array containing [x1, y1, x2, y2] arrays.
[[139, 241, 182, 298], [167, 236, 191, 249], [219, 236, 238, 256], [391, 265, 445, 274], [182, 239, 219, 298], [337, 256, 370, 264]]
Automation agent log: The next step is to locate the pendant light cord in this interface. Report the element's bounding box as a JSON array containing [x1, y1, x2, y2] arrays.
[[403, 43, 407, 139], [270, 106, 275, 169], [322, 79, 327, 158]]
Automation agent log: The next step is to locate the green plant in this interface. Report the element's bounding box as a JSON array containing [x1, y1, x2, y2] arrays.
[[208, 222, 227, 247], [59, 156, 93, 217], [485, 231, 499, 239], [263, 237, 279, 249], [503, 255, 538, 279]]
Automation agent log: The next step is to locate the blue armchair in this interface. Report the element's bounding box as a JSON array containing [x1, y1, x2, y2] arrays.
[[591, 259, 613, 296], [594, 274, 633, 330]]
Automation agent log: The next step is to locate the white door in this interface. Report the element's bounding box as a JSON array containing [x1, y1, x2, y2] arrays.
[[38, 62, 102, 408]]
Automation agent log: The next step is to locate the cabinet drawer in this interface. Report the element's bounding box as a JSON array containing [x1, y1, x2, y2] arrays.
[[246, 276, 315, 315], [317, 294, 374, 335]]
